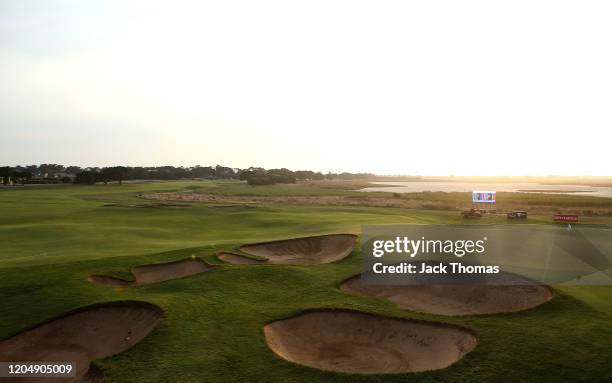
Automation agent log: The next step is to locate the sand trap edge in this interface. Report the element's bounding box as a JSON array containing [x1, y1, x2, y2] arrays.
[[239, 233, 358, 265], [264, 307, 478, 337], [130, 257, 213, 273], [216, 251, 268, 264], [240, 233, 358, 249], [88, 257, 213, 287], [338, 274, 555, 316], [0, 300, 164, 340], [0, 300, 163, 382], [263, 308, 478, 375]]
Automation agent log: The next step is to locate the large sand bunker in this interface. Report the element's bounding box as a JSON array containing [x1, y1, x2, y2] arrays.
[[340, 273, 553, 316], [0, 301, 163, 383], [264, 310, 476, 374], [88, 258, 212, 287], [239, 234, 357, 265]]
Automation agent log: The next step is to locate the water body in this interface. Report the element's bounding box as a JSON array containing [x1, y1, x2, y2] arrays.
[[360, 181, 612, 198]]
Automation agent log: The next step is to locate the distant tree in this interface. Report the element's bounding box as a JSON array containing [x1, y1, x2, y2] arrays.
[[0, 167, 13, 185], [38, 164, 65, 177], [215, 165, 235, 179], [294, 170, 324, 180], [25, 165, 39, 177], [312, 172, 325, 180], [294, 170, 315, 180], [101, 166, 131, 184], [153, 169, 170, 180], [243, 168, 295, 186], [6, 163, 374, 186], [239, 167, 266, 181], [130, 167, 148, 180], [337, 172, 374, 179], [192, 166, 215, 179], [151, 166, 187, 180], [267, 168, 296, 184], [65, 166, 82, 175], [172, 167, 191, 179], [246, 175, 275, 185], [11, 170, 32, 184], [74, 170, 99, 184]]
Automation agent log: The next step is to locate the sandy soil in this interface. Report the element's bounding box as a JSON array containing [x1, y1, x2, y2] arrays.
[[0, 301, 162, 383], [264, 310, 477, 374], [217, 252, 266, 264], [239, 234, 357, 265], [88, 258, 212, 287], [340, 274, 553, 316]]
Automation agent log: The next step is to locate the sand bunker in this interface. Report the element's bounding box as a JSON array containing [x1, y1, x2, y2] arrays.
[[239, 234, 357, 265], [217, 252, 266, 265], [340, 274, 553, 316], [88, 258, 212, 287], [131, 258, 211, 284], [0, 301, 162, 383], [264, 310, 476, 374]]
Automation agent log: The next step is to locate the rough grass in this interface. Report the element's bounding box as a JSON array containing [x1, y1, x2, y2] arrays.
[[144, 180, 612, 217], [1, 181, 611, 382]]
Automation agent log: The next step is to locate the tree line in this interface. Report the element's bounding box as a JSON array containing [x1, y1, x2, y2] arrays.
[[0, 164, 374, 186]]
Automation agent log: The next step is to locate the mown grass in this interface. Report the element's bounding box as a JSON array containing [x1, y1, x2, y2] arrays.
[[1, 181, 611, 382]]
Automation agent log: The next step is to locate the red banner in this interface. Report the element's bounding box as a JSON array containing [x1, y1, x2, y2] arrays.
[[554, 214, 579, 223]]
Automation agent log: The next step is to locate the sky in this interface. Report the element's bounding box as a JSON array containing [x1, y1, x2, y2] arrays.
[[1, 0, 611, 175]]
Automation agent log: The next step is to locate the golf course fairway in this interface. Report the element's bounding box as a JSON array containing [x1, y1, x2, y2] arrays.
[[1, 180, 612, 382]]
